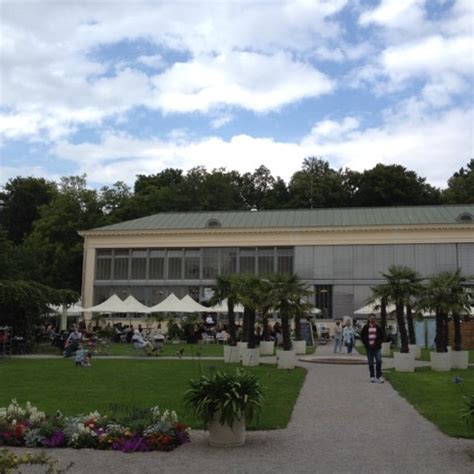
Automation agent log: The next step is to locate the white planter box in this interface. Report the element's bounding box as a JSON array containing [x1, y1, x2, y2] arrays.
[[381, 342, 391, 357], [293, 340, 306, 355], [241, 348, 260, 366], [224, 345, 241, 363], [394, 352, 415, 372], [430, 352, 451, 372], [409, 344, 421, 359], [237, 342, 248, 361], [259, 340, 275, 356], [451, 350, 469, 370], [208, 413, 245, 447], [277, 349, 296, 369]]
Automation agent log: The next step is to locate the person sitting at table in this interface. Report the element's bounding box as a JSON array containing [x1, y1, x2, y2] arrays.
[[63, 324, 83, 358], [131, 329, 155, 355]]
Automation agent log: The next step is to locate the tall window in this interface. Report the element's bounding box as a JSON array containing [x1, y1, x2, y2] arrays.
[[131, 250, 147, 279], [96, 250, 112, 280], [168, 249, 183, 279], [149, 249, 165, 279], [258, 248, 275, 275], [184, 249, 201, 279], [203, 248, 219, 279], [315, 285, 332, 319], [113, 250, 129, 279], [220, 248, 237, 275], [277, 247, 293, 274], [239, 248, 256, 274]]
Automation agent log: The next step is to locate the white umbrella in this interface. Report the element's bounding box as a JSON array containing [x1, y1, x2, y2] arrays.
[[83, 294, 129, 313], [354, 299, 396, 315], [122, 295, 151, 314], [207, 298, 245, 313]]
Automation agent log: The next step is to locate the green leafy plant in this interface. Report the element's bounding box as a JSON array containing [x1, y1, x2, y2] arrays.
[[461, 394, 474, 427], [0, 449, 72, 474], [184, 369, 264, 428]]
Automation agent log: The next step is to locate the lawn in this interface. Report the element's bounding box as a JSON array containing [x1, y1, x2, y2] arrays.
[[0, 359, 306, 430], [356, 345, 474, 363], [385, 367, 474, 439], [32, 341, 317, 357]]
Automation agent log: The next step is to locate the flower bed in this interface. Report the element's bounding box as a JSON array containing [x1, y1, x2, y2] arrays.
[[0, 400, 190, 452]]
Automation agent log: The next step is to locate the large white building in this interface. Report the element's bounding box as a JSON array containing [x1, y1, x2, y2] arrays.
[[79, 204, 474, 321]]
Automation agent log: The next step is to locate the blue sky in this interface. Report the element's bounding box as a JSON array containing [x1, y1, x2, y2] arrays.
[[0, 0, 472, 189]]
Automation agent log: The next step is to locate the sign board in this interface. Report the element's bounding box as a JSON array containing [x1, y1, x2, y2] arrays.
[[299, 320, 314, 346]]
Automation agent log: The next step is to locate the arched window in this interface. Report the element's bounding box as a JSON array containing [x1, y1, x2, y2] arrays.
[[456, 212, 473, 223], [205, 218, 222, 228]]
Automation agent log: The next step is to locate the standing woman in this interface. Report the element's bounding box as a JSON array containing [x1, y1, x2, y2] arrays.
[[333, 321, 343, 353], [343, 320, 355, 354]]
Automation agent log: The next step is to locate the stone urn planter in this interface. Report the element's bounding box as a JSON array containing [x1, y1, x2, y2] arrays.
[[223, 345, 241, 363], [208, 413, 246, 447], [259, 340, 275, 356], [293, 340, 306, 355], [393, 352, 415, 372], [241, 347, 260, 366], [451, 350, 469, 370], [277, 349, 296, 369], [430, 352, 451, 372], [184, 369, 264, 448], [381, 342, 391, 357], [408, 344, 421, 359]]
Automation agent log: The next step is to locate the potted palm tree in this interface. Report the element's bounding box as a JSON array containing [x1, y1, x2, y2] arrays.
[[271, 273, 308, 369], [421, 270, 472, 371], [184, 369, 264, 447], [374, 265, 420, 372], [210, 275, 240, 363]]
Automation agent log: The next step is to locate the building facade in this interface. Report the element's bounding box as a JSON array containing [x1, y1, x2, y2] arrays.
[[79, 205, 474, 321]]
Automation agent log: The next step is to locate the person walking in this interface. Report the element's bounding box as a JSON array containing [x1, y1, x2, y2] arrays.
[[333, 321, 343, 353], [360, 313, 384, 383], [342, 320, 355, 354]]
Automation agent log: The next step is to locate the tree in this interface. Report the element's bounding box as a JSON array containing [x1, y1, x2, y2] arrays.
[[270, 273, 310, 351], [371, 265, 421, 353], [351, 164, 441, 207], [22, 176, 104, 292], [0, 177, 57, 244], [420, 270, 472, 352], [209, 275, 241, 346], [443, 159, 474, 204], [288, 157, 354, 208]]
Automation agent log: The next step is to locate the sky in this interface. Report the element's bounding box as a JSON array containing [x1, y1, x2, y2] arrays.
[[0, 0, 473, 190]]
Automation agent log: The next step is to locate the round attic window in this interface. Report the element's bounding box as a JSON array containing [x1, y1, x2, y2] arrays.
[[456, 212, 473, 223], [206, 218, 222, 228]]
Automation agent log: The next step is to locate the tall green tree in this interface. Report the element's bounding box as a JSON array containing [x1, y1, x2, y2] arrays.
[[0, 177, 57, 244], [22, 176, 104, 291], [351, 164, 441, 207], [288, 157, 353, 208], [443, 159, 474, 204]]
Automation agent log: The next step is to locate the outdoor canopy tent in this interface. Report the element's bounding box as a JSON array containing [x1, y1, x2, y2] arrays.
[[48, 302, 85, 330], [148, 293, 189, 313], [354, 299, 396, 315], [122, 295, 151, 314], [179, 295, 210, 313], [206, 298, 245, 313], [83, 294, 130, 313]]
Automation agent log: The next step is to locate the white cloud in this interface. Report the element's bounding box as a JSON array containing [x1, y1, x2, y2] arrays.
[[52, 105, 473, 189], [151, 52, 333, 113]]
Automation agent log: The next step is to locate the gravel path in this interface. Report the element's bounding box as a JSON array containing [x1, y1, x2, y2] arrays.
[[10, 346, 473, 474]]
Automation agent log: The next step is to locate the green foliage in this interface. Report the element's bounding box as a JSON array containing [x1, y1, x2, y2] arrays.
[[184, 369, 264, 428], [167, 319, 184, 340], [0, 279, 78, 337], [443, 159, 474, 204], [462, 394, 474, 427], [0, 448, 71, 474]]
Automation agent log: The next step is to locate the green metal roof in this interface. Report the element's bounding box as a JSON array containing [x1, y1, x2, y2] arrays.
[[91, 205, 474, 232]]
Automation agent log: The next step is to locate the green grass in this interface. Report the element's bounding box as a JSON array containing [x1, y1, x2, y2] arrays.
[[385, 367, 474, 438], [356, 345, 474, 363], [0, 359, 306, 430]]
